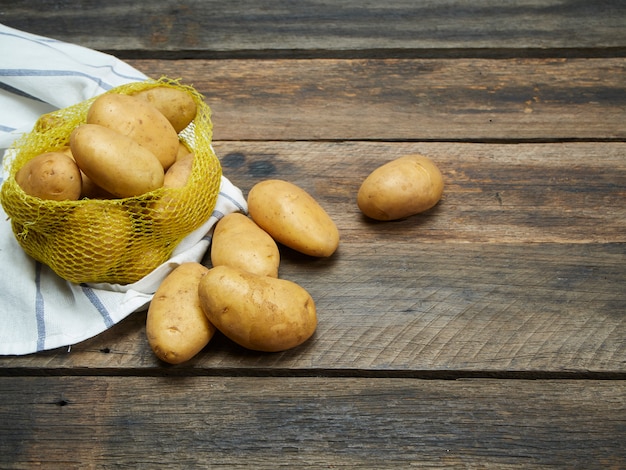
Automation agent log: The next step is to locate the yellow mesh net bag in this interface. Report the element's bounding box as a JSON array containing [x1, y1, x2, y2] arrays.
[[0, 77, 222, 285]]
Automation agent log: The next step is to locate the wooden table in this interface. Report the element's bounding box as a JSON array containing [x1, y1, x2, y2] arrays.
[[2, 2, 625, 468]]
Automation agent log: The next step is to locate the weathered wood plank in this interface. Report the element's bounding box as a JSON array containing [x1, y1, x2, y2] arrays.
[[211, 141, 626, 244], [3, 241, 623, 375], [126, 58, 626, 141], [1, 142, 623, 374], [3, 1, 626, 56], [1, 377, 624, 468]]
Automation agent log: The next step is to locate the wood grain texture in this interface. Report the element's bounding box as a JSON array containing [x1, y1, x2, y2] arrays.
[[1, 142, 623, 374], [2, 3, 625, 467], [125, 58, 626, 141], [3, 0, 626, 56], [3, 243, 623, 375], [1, 377, 624, 468]]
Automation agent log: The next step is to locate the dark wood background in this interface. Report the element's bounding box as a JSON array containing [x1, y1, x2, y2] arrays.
[[1, 1, 625, 468]]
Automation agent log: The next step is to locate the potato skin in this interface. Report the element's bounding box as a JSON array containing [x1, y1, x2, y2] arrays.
[[247, 179, 339, 257], [176, 141, 192, 161], [70, 124, 164, 198], [357, 154, 444, 221], [87, 93, 179, 169], [211, 212, 280, 277], [146, 262, 215, 364], [150, 153, 194, 221], [198, 265, 317, 352], [163, 152, 194, 189], [58, 146, 115, 199], [15, 151, 81, 201], [132, 86, 197, 133]]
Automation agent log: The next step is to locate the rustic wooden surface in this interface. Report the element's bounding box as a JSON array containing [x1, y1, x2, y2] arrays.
[[4, 0, 626, 56], [1, 377, 625, 468], [1, 1, 625, 468]]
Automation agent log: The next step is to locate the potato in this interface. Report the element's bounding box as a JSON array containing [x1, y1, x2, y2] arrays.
[[123, 243, 170, 282], [176, 141, 192, 161], [198, 265, 316, 352], [34, 113, 66, 133], [58, 146, 115, 199], [87, 93, 179, 169], [79, 173, 117, 199], [357, 154, 444, 221], [65, 203, 132, 282], [146, 262, 216, 364], [132, 86, 197, 133], [15, 151, 82, 201], [247, 179, 339, 257], [211, 212, 280, 277], [163, 152, 194, 189], [70, 124, 164, 198], [149, 152, 194, 221]]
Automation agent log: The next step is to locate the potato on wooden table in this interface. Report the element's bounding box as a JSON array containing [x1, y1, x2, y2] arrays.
[[247, 179, 339, 257], [146, 262, 216, 364], [211, 212, 280, 278], [357, 153, 444, 221], [198, 265, 317, 353]]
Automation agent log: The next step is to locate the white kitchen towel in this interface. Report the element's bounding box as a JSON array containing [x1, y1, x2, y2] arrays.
[[0, 24, 247, 355]]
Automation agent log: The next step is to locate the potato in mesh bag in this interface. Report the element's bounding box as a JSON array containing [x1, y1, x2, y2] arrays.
[[0, 78, 222, 285]]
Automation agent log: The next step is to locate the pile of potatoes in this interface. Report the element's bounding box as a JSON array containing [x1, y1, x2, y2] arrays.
[[16, 86, 198, 202], [146, 153, 444, 364], [6, 84, 221, 284], [147, 179, 339, 364]]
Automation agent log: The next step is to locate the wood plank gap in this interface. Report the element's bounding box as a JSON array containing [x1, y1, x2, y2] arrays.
[[1, 367, 624, 380], [108, 47, 626, 61], [212, 137, 626, 144]]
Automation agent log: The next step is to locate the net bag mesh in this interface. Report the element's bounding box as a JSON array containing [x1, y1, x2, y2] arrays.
[[0, 77, 222, 285]]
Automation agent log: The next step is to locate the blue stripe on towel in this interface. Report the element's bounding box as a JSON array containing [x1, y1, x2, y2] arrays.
[[80, 285, 115, 328], [0, 29, 145, 83], [0, 80, 48, 102], [0, 68, 117, 92], [219, 190, 247, 213]]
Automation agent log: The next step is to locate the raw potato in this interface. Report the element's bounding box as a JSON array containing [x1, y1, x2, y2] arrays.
[[198, 265, 317, 352], [87, 93, 179, 169], [70, 124, 164, 198], [34, 113, 66, 133], [357, 154, 444, 221], [211, 212, 280, 277], [163, 152, 194, 188], [151, 153, 194, 220], [123, 243, 169, 282], [176, 141, 192, 161], [58, 146, 115, 199], [79, 173, 116, 200], [132, 86, 197, 133], [247, 179, 339, 257], [15, 151, 82, 201], [147, 262, 216, 364], [65, 204, 132, 282]]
